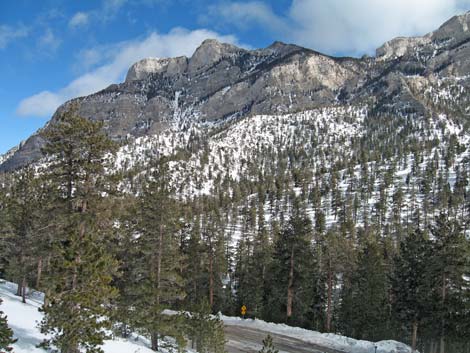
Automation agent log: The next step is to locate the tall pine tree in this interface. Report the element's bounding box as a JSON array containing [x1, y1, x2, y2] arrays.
[[38, 105, 119, 353]]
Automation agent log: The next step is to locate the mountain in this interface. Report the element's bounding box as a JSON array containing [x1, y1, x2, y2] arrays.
[[1, 12, 469, 172], [1, 13, 470, 352]]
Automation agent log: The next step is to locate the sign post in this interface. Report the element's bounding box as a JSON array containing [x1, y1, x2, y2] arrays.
[[241, 305, 247, 319]]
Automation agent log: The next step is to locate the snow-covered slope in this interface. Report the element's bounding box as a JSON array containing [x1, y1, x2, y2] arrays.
[[0, 282, 172, 353]]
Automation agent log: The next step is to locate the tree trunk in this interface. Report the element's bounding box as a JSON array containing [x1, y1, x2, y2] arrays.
[[286, 247, 294, 320], [411, 320, 418, 352], [151, 332, 159, 351], [209, 246, 214, 309], [326, 261, 333, 332], [21, 277, 27, 303], [440, 274, 446, 353], [36, 256, 43, 289], [16, 279, 22, 297], [72, 256, 80, 290], [156, 224, 163, 306], [208, 232, 214, 309], [65, 344, 80, 353]]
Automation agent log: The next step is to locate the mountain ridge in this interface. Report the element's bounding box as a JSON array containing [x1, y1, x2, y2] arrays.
[[1, 12, 470, 172]]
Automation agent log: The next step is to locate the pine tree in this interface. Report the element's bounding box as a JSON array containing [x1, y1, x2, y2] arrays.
[[38, 105, 119, 353], [391, 229, 434, 352], [0, 299, 16, 352], [130, 158, 186, 351], [340, 233, 390, 340], [430, 215, 470, 353], [268, 196, 314, 326], [258, 335, 278, 353], [4, 167, 42, 303], [183, 213, 205, 306], [185, 300, 226, 353]]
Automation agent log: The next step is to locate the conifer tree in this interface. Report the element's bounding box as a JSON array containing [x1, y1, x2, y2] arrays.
[[268, 196, 313, 325], [340, 233, 390, 340], [38, 105, 119, 353], [258, 335, 279, 353], [4, 167, 41, 303], [0, 298, 16, 352], [185, 300, 226, 353], [130, 158, 186, 351], [430, 215, 470, 353], [391, 229, 434, 352]]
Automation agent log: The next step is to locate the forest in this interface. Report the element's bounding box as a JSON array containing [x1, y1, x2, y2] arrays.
[[0, 103, 469, 353]]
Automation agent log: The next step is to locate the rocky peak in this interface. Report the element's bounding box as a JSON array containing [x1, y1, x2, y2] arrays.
[[431, 11, 470, 45], [376, 36, 430, 60], [125, 56, 187, 82], [188, 39, 244, 72], [376, 12, 470, 61], [260, 41, 304, 58]]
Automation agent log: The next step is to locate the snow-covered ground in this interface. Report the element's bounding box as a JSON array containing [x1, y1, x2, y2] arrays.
[[0, 281, 160, 353], [221, 315, 412, 353]]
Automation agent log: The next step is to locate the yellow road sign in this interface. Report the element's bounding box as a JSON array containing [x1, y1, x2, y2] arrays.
[[241, 305, 247, 315]]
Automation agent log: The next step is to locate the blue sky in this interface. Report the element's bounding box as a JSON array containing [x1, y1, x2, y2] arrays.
[[1, 0, 469, 154]]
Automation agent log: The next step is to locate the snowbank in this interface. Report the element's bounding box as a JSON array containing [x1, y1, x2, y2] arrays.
[[221, 315, 411, 353]]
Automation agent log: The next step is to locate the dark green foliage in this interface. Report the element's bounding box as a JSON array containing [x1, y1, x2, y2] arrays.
[[126, 159, 186, 351], [391, 229, 434, 350], [185, 300, 226, 353], [0, 299, 16, 352], [258, 335, 278, 353], [38, 106, 119, 353], [340, 235, 390, 340], [429, 215, 470, 352], [267, 196, 314, 326]]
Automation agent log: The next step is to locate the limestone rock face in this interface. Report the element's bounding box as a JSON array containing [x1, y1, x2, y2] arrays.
[[188, 39, 244, 73], [376, 36, 430, 60], [2, 13, 470, 172], [125, 56, 188, 82]]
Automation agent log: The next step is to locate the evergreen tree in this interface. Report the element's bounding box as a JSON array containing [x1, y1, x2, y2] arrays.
[[258, 335, 278, 353], [0, 299, 16, 352], [4, 167, 44, 303], [130, 158, 186, 351], [38, 105, 119, 353], [322, 229, 354, 333], [185, 300, 226, 353], [430, 215, 470, 353], [268, 196, 314, 326], [391, 229, 434, 352], [340, 233, 390, 340]]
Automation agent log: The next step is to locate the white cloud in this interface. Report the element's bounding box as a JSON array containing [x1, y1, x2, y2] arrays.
[[69, 12, 90, 28], [0, 24, 28, 49], [102, 0, 128, 21], [287, 0, 470, 56], [38, 28, 61, 52], [211, 0, 470, 56], [16, 91, 64, 117], [17, 28, 241, 118], [207, 1, 287, 32]]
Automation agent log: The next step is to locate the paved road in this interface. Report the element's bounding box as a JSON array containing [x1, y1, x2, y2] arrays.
[[224, 325, 345, 353]]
